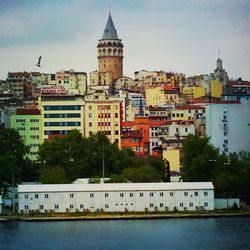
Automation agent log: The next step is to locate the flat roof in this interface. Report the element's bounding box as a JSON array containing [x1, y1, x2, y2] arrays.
[[18, 182, 214, 193]]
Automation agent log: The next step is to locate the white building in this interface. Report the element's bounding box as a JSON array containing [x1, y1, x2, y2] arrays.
[[0, 195, 2, 214], [206, 102, 250, 154], [18, 182, 214, 213]]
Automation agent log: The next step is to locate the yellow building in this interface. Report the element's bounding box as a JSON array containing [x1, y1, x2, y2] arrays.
[[38, 95, 85, 141], [171, 105, 205, 121], [85, 99, 121, 147], [146, 85, 181, 106], [182, 86, 205, 103], [211, 80, 222, 98], [146, 87, 164, 106], [163, 148, 180, 172]]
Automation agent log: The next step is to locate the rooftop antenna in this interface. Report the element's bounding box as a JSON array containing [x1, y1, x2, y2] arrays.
[[218, 49, 221, 58]]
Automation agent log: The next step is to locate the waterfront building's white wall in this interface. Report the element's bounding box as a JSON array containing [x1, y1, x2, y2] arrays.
[[206, 103, 250, 154], [0, 195, 2, 214], [18, 183, 214, 213]]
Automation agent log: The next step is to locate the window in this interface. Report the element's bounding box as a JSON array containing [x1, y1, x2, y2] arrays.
[[80, 204, 84, 209], [34, 194, 39, 199], [24, 205, 29, 210], [44, 113, 80, 118], [70, 193, 74, 198], [30, 127, 39, 131], [30, 119, 39, 123], [160, 203, 163, 207], [30, 135, 39, 139], [204, 192, 208, 196], [194, 192, 198, 196], [189, 203, 193, 207], [130, 193, 134, 197], [16, 119, 25, 123], [115, 113, 118, 118], [170, 192, 174, 196], [24, 194, 28, 199], [105, 204, 109, 208], [55, 204, 59, 209], [90, 193, 94, 198], [204, 202, 208, 207], [89, 122, 92, 127], [45, 194, 49, 199], [160, 192, 164, 197], [185, 128, 188, 132], [176, 128, 179, 133], [120, 193, 124, 197], [179, 203, 184, 207], [115, 130, 119, 135], [150, 203, 154, 208], [150, 192, 154, 197], [89, 113, 92, 118], [105, 193, 109, 198], [89, 106, 92, 110], [39, 205, 44, 210], [70, 204, 74, 209], [184, 192, 188, 196], [140, 192, 143, 197]]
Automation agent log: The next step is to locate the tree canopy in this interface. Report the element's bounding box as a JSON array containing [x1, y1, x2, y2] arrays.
[[182, 135, 250, 200], [0, 127, 32, 195], [37, 130, 167, 183]]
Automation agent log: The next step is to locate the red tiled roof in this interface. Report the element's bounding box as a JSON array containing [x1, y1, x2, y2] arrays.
[[16, 109, 41, 115], [175, 105, 205, 110]]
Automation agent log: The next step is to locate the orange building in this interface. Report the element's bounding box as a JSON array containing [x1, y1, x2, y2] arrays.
[[121, 117, 168, 157]]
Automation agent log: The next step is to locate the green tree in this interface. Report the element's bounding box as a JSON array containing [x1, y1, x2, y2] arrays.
[[0, 127, 30, 194], [182, 135, 221, 182], [121, 164, 162, 183], [39, 167, 68, 184]]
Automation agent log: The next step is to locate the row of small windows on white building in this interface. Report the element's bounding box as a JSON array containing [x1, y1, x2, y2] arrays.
[[16, 119, 39, 123], [24, 191, 208, 199], [23, 202, 210, 211]]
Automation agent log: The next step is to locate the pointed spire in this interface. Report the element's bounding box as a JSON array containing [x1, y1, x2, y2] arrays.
[[102, 13, 119, 40]]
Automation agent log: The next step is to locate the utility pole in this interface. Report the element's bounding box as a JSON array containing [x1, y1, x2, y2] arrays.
[[12, 169, 15, 213], [102, 144, 105, 184]]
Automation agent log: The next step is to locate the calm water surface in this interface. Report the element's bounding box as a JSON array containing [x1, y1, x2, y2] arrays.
[[0, 217, 250, 250]]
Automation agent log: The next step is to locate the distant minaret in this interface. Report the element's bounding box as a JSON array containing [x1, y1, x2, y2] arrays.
[[97, 12, 123, 86], [216, 50, 223, 71]]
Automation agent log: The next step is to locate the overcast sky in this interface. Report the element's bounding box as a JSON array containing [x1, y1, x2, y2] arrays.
[[0, 0, 249, 80]]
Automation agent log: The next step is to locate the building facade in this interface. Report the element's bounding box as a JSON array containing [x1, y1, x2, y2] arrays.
[[11, 109, 42, 160], [18, 182, 214, 213], [39, 95, 85, 141], [84, 98, 121, 146], [206, 102, 250, 154]]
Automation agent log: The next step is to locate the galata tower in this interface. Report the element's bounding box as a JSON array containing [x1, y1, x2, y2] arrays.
[[97, 13, 123, 87]]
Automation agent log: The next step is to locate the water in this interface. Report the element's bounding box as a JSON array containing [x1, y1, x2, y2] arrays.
[[0, 217, 250, 250]]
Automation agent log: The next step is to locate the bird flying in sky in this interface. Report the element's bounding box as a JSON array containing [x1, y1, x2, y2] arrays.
[[35, 56, 42, 67]]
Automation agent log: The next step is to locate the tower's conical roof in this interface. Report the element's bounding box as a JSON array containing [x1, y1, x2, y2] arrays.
[[102, 14, 119, 40]]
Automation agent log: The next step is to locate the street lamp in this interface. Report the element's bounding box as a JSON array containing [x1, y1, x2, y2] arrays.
[[12, 168, 15, 213], [102, 145, 105, 184]]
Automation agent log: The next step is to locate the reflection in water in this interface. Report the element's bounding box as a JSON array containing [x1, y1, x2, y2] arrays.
[[0, 217, 250, 250]]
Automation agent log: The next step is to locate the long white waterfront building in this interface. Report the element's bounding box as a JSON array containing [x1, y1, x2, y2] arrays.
[[18, 182, 214, 213]]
